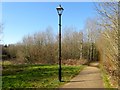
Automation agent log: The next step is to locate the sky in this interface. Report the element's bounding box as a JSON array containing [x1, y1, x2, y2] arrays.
[[2, 2, 97, 45]]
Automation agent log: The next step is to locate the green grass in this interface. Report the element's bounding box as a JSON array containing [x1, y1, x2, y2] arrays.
[[100, 65, 113, 89], [101, 71, 117, 90], [2, 64, 84, 88], [102, 71, 112, 88]]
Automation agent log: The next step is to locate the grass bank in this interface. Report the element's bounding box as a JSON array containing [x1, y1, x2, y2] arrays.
[[2, 64, 84, 88]]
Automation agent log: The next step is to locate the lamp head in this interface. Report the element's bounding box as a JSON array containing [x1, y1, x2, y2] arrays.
[[56, 5, 64, 15]]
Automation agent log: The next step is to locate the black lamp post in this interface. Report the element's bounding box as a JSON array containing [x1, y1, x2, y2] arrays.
[[56, 5, 64, 82]]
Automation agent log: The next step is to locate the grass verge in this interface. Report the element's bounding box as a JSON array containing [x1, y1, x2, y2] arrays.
[[102, 71, 112, 88], [100, 65, 113, 89], [2, 64, 84, 88]]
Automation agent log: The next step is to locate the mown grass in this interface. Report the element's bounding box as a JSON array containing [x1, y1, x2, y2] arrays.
[[2, 64, 84, 88]]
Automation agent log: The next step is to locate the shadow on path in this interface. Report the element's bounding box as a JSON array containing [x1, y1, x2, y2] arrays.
[[61, 66, 104, 88]]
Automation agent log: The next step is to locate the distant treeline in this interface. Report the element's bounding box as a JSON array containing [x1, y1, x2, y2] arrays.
[[1, 28, 99, 64]]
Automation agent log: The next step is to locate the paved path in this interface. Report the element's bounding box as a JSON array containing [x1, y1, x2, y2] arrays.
[[61, 65, 104, 88]]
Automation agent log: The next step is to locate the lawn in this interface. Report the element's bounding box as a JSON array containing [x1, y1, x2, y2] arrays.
[[2, 64, 84, 88]]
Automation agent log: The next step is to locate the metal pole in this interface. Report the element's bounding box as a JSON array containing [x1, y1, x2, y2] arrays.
[[59, 14, 62, 82]]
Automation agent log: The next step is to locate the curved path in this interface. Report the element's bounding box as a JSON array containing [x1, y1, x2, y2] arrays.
[[61, 66, 104, 88]]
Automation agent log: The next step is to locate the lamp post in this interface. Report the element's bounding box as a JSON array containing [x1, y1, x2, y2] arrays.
[[56, 5, 64, 82]]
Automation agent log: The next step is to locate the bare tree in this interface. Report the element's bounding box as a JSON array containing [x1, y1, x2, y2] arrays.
[[62, 27, 83, 60], [84, 18, 100, 62], [95, 2, 119, 87], [16, 27, 56, 64]]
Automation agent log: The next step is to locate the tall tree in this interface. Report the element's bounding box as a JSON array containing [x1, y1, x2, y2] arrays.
[[84, 18, 100, 61], [95, 2, 119, 87]]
